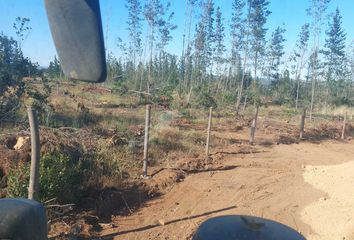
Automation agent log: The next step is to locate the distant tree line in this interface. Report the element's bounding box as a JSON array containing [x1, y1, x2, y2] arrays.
[[0, 17, 51, 123], [40, 0, 354, 112]]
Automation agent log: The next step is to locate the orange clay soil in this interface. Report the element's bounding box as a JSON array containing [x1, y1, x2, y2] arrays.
[[98, 122, 354, 240]]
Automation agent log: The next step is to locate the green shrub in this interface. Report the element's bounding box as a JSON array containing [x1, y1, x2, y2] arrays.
[[332, 96, 354, 106], [196, 92, 217, 109], [7, 150, 83, 203], [179, 108, 195, 119], [77, 108, 99, 127], [7, 162, 29, 198], [80, 144, 137, 186], [222, 92, 237, 105]]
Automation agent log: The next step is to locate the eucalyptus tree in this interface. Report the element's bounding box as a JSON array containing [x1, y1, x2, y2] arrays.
[[125, 0, 143, 67], [291, 23, 310, 109], [307, 0, 330, 119], [156, 2, 177, 54], [13, 17, 31, 50], [144, 0, 164, 92], [13, 17, 32, 77], [156, 1, 177, 84], [181, 0, 198, 93], [230, 0, 248, 113]]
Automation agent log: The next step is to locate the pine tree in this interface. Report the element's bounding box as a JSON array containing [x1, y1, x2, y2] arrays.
[[47, 56, 62, 79], [323, 8, 347, 100], [194, 22, 207, 84], [247, 0, 271, 80], [266, 26, 286, 84], [193, 0, 215, 86], [214, 6, 226, 77], [230, 0, 246, 65], [201, 0, 215, 78]]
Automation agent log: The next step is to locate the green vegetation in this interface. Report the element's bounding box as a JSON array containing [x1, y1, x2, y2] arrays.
[[0, 17, 51, 125], [2, 0, 354, 207], [7, 151, 83, 203], [95, 0, 354, 115], [2, 1, 354, 124]]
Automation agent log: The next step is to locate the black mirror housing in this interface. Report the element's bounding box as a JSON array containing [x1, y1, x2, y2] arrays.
[[45, 0, 107, 82]]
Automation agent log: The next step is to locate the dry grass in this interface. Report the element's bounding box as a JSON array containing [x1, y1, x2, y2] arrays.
[[319, 105, 354, 119], [6, 80, 354, 197]]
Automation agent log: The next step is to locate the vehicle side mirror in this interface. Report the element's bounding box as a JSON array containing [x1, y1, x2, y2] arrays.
[[44, 0, 106, 82], [0, 198, 47, 240]]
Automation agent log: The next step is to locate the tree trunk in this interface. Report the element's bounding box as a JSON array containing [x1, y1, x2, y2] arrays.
[[249, 105, 259, 145], [295, 50, 306, 110], [143, 104, 151, 178], [341, 113, 347, 140], [299, 108, 306, 140], [205, 107, 213, 157], [236, 54, 248, 115], [310, 75, 315, 121], [295, 77, 301, 110], [242, 95, 248, 114]]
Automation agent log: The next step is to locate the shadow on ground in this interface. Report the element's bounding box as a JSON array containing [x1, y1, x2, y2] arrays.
[[99, 205, 237, 239]]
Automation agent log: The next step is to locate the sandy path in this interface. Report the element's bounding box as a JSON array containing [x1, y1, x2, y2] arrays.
[[99, 140, 354, 240], [302, 161, 354, 240]]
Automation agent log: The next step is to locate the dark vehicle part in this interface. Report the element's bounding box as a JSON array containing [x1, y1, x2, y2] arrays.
[[193, 215, 306, 240], [44, 0, 106, 82], [0, 198, 47, 240]]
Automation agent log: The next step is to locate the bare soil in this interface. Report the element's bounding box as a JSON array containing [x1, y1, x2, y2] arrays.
[[2, 105, 353, 240], [96, 118, 354, 240]]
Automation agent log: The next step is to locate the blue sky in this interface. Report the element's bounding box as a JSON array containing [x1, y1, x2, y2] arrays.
[[0, 0, 353, 66]]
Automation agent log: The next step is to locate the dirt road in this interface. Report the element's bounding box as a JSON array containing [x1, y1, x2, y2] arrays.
[[99, 137, 354, 240]]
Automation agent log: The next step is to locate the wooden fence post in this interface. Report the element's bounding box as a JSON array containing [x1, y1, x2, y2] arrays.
[[27, 107, 40, 201], [341, 112, 347, 140], [249, 106, 259, 145], [142, 104, 151, 178], [206, 107, 213, 157], [299, 108, 306, 140]]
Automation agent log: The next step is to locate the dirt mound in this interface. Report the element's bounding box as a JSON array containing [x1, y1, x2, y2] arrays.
[[49, 212, 104, 239], [175, 157, 216, 173], [261, 118, 347, 145], [0, 132, 32, 175], [0, 127, 124, 198], [302, 161, 354, 239], [146, 169, 186, 196], [309, 122, 342, 140]]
